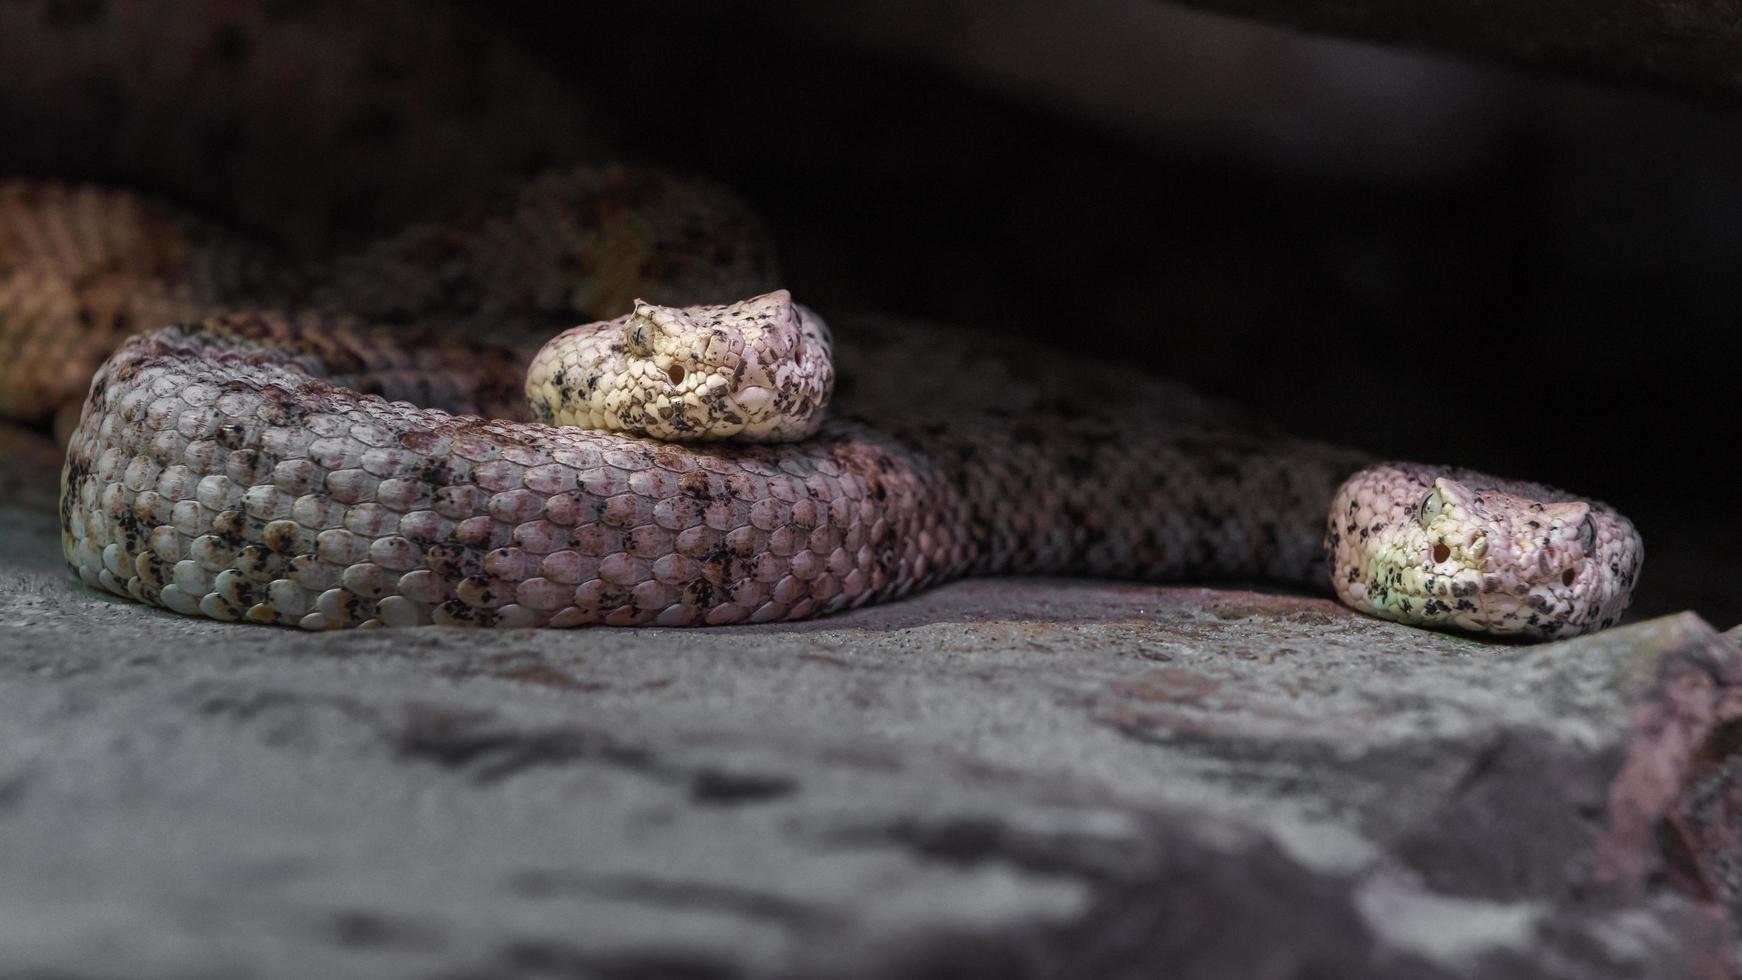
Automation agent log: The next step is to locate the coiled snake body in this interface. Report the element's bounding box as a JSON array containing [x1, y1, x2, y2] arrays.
[[3, 170, 1642, 638]]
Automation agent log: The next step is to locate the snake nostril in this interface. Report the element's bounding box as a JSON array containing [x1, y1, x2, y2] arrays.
[[1432, 543, 1450, 563], [667, 364, 685, 386], [1562, 568, 1577, 587]]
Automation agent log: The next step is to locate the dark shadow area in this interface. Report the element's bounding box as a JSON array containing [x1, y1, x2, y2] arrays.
[[491, 2, 1742, 627], [0, 0, 1732, 626]]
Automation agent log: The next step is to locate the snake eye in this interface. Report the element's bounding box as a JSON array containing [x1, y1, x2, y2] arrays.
[[1417, 488, 1444, 528], [667, 364, 686, 386], [1577, 515, 1596, 554]]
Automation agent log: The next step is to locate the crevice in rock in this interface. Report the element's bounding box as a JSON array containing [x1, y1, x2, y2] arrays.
[[903, 816, 1450, 980], [488, 941, 744, 980], [507, 870, 839, 928], [322, 908, 446, 951], [819, 813, 1139, 884], [688, 768, 798, 806], [0, 767, 31, 811], [1392, 730, 1614, 901], [390, 704, 662, 785]]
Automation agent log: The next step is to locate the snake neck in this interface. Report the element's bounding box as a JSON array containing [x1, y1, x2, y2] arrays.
[[866, 411, 1373, 590]]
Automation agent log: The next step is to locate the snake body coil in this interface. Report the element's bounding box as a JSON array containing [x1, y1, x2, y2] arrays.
[[6, 171, 1642, 638]]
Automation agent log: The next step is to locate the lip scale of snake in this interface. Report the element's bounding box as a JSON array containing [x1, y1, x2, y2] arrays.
[[14, 175, 1641, 638]]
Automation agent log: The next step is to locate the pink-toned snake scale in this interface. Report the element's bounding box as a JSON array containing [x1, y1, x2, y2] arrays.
[[3, 170, 1641, 637]]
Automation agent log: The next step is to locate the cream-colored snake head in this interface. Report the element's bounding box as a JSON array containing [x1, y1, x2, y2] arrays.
[[1328, 464, 1642, 639], [525, 289, 833, 442]]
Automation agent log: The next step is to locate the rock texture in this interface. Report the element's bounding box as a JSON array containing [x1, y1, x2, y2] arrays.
[[4, 4, 1742, 975], [1, 450, 1738, 978], [1160, 0, 1742, 98]]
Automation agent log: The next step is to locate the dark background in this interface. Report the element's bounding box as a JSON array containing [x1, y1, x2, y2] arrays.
[[4, 0, 1736, 626], [522, 2, 1742, 628]]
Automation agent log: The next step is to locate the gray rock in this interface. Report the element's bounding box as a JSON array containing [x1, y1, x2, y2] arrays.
[[1, 452, 1738, 978]]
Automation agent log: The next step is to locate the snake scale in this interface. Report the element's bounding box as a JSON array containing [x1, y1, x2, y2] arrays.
[[2, 167, 1640, 638]]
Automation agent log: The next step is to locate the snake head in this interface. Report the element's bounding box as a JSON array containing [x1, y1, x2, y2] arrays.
[[1329, 465, 1642, 639], [525, 290, 834, 442]]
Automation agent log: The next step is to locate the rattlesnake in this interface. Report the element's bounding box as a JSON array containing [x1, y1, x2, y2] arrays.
[[4, 170, 1640, 638]]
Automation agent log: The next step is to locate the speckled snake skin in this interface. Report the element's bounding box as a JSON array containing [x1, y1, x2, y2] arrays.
[[9, 172, 1642, 637]]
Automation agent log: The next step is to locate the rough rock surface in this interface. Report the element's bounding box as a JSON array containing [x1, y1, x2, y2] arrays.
[[1160, 0, 1742, 98], [0, 448, 1738, 979]]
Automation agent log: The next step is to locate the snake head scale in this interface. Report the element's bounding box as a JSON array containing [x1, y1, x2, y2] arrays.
[[526, 289, 834, 442], [1328, 466, 1642, 639]]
